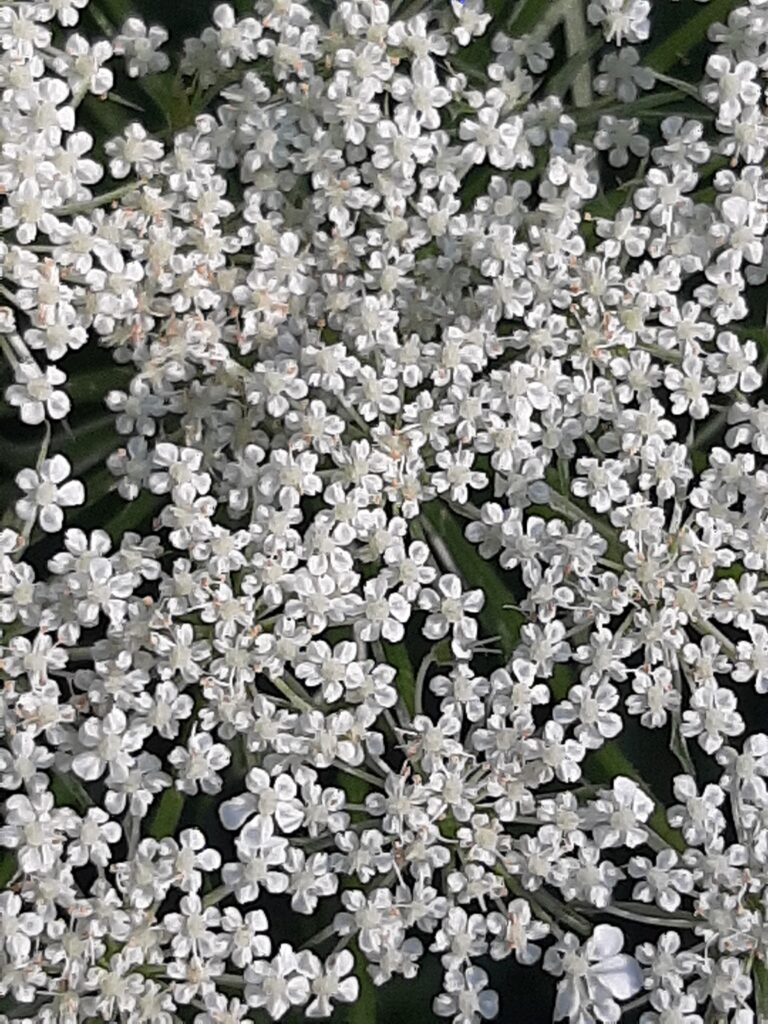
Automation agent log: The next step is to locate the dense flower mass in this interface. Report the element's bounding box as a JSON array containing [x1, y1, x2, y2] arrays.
[[1, 0, 768, 1021]]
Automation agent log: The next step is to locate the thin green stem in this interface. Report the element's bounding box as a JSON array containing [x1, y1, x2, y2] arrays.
[[414, 652, 435, 718], [271, 675, 313, 713], [56, 179, 149, 217], [581, 901, 700, 930]]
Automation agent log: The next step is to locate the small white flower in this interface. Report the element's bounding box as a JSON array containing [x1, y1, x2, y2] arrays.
[[702, 55, 761, 125], [220, 766, 304, 835], [419, 573, 485, 657], [104, 122, 164, 178], [15, 454, 84, 533], [434, 965, 498, 1024], [113, 17, 170, 77], [544, 924, 643, 1023]]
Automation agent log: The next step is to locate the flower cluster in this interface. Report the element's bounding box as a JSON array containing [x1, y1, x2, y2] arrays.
[[1, 0, 768, 1022]]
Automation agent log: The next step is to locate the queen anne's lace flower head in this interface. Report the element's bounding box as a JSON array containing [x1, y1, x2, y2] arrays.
[[1, 0, 768, 1021]]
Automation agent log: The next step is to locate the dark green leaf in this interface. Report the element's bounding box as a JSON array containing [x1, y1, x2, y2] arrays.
[[147, 787, 185, 839], [644, 0, 741, 73]]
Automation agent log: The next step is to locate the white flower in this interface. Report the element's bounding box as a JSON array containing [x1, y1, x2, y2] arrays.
[[459, 108, 524, 169], [594, 47, 655, 102], [220, 767, 304, 835], [487, 899, 549, 964], [586, 777, 655, 848], [1, 0, 768, 1018], [544, 925, 643, 1023], [626, 666, 681, 727], [305, 949, 358, 1018], [244, 944, 310, 1019], [588, 0, 651, 44], [571, 457, 629, 513], [628, 850, 693, 913], [221, 906, 271, 968], [356, 575, 411, 642], [113, 17, 170, 77], [0, 891, 44, 963], [668, 775, 726, 846], [391, 59, 452, 131], [0, 790, 76, 874], [292, 639, 356, 702], [594, 115, 649, 167], [433, 449, 489, 505], [14, 454, 84, 533], [104, 122, 164, 178], [202, 4, 263, 68], [169, 732, 232, 795], [450, 0, 492, 47], [680, 682, 744, 753], [702, 55, 761, 125], [419, 573, 485, 657], [72, 708, 149, 782], [164, 894, 226, 959], [42, 0, 89, 27], [434, 965, 498, 1024], [53, 33, 113, 97], [67, 806, 121, 866]]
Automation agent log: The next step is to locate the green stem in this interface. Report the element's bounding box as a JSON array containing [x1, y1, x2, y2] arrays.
[[570, 88, 686, 119], [103, 92, 146, 113], [583, 901, 699, 930], [692, 618, 738, 659], [753, 957, 768, 1022], [56, 179, 148, 217], [202, 884, 233, 908], [499, 865, 591, 936], [549, 24, 600, 106], [271, 675, 313, 712], [651, 70, 703, 101], [414, 652, 435, 717]]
